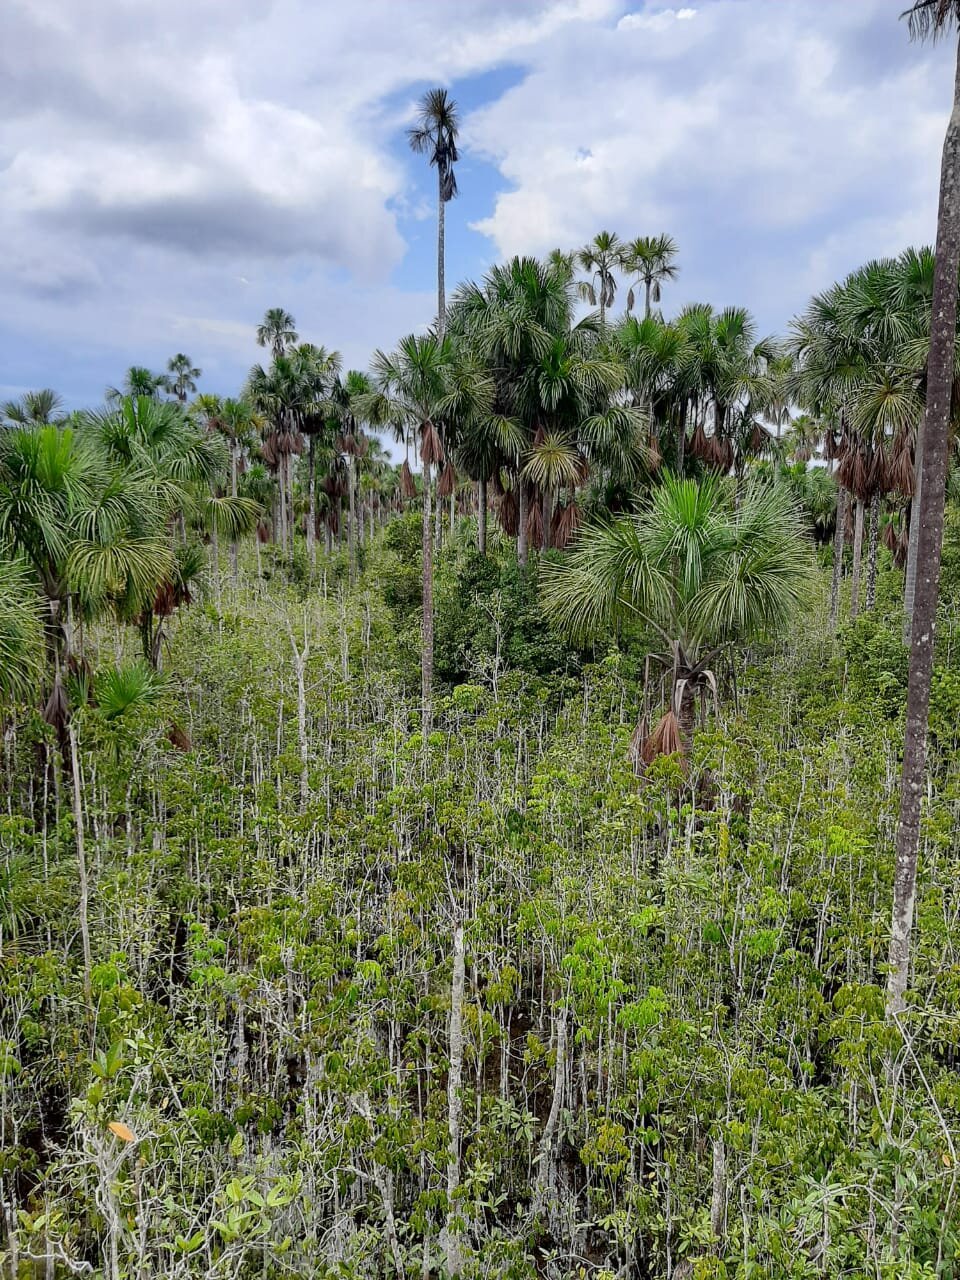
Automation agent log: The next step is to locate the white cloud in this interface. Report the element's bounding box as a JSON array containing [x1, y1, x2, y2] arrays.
[[0, 0, 954, 407], [618, 7, 696, 31], [468, 0, 951, 329]]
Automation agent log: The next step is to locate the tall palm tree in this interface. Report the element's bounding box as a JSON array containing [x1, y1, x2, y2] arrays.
[[408, 88, 460, 339], [887, 0, 960, 1018], [576, 231, 627, 327], [330, 369, 373, 581], [542, 473, 813, 753], [166, 353, 202, 402], [256, 308, 299, 360], [368, 334, 454, 723], [625, 234, 679, 318]]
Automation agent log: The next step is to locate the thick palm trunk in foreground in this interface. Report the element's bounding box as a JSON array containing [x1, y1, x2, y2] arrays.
[[887, 32, 960, 1017], [904, 428, 924, 643]]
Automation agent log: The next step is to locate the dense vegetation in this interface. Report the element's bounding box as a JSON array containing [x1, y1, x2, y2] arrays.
[[4, 4, 960, 1276]]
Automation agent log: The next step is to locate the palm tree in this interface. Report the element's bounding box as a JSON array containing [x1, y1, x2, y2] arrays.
[[368, 334, 454, 723], [166, 353, 202, 402], [106, 366, 166, 402], [576, 231, 627, 327], [625, 234, 679, 318], [330, 369, 372, 581], [448, 255, 636, 563], [0, 423, 172, 703], [542, 474, 813, 754], [408, 88, 459, 339], [2, 389, 64, 427], [256, 308, 299, 360], [887, 0, 960, 1018]]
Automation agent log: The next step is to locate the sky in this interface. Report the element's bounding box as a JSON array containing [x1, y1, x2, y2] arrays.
[[1, 0, 955, 412]]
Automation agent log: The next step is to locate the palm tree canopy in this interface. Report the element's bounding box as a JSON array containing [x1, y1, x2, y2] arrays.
[[408, 88, 460, 201], [256, 308, 299, 359], [904, 0, 960, 40], [542, 472, 813, 663]]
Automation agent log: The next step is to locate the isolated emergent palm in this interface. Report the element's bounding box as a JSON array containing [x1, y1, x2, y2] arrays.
[[542, 474, 812, 755], [408, 88, 459, 339], [256, 308, 299, 360], [887, 0, 960, 1018], [167, 353, 202, 402], [577, 231, 627, 327], [625, 234, 680, 318]]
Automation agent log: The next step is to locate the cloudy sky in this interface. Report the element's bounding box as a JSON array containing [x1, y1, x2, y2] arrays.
[[1, 0, 954, 410]]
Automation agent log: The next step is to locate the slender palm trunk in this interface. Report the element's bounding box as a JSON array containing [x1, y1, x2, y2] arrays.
[[348, 456, 357, 583], [850, 499, 865, 619], [888, 33, 960, 1019], [437, 176, 446, 339], [830, 488, 847, 629], [865, 489, 881, 611], [449, 487, 455, 538], [277, 462, 288, 559], [676, 677, 696, 754], [286, 452, 296, 560], [69, 722, 92, 1018], [306, 436, 317, 575], [517, 481, 528, 567], [230, 444, 239, 583], [542, 487, 554, 551], [904, 426, 924, 643], [645, 278, 652, 319], [478, 478, 487, 555], [442, 920, 465, 1278], [422, 456, 434, 729]]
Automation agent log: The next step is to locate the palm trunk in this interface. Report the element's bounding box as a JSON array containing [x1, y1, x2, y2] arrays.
[[306, 436, 317, 574], [676, 676, 696, 755], [442, 920, 465, 1278], [230, 444, 239, 583], [348, 456, 357, 583], [286, 452, 295, 560], [449, 486, 455, 538], [542, 486, 554, 551], [277, 462, 288, 559], [888, 32, 960, 1019], [437, 176, 446, 339], [645, 278, 652, 319], [478, 477, 487, 555], [865, 488, 881, 611], [422, 458, 434, 730], [830, 487, 847, 629], [517, 481, 528, 567], [850, 498, 865, 619], [904, 426, 924, 644], [69, 722, 92, 1017]]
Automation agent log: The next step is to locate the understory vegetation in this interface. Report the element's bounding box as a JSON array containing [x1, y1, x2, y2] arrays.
[[2, 509, 960, 1278]]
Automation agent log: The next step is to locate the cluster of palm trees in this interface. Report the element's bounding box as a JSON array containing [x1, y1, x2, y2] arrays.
[[0, 396, 258, 721], [790, 248, 937, 631]]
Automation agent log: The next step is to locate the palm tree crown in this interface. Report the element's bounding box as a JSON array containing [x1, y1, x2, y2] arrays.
[[257, 308, 299, 360]]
